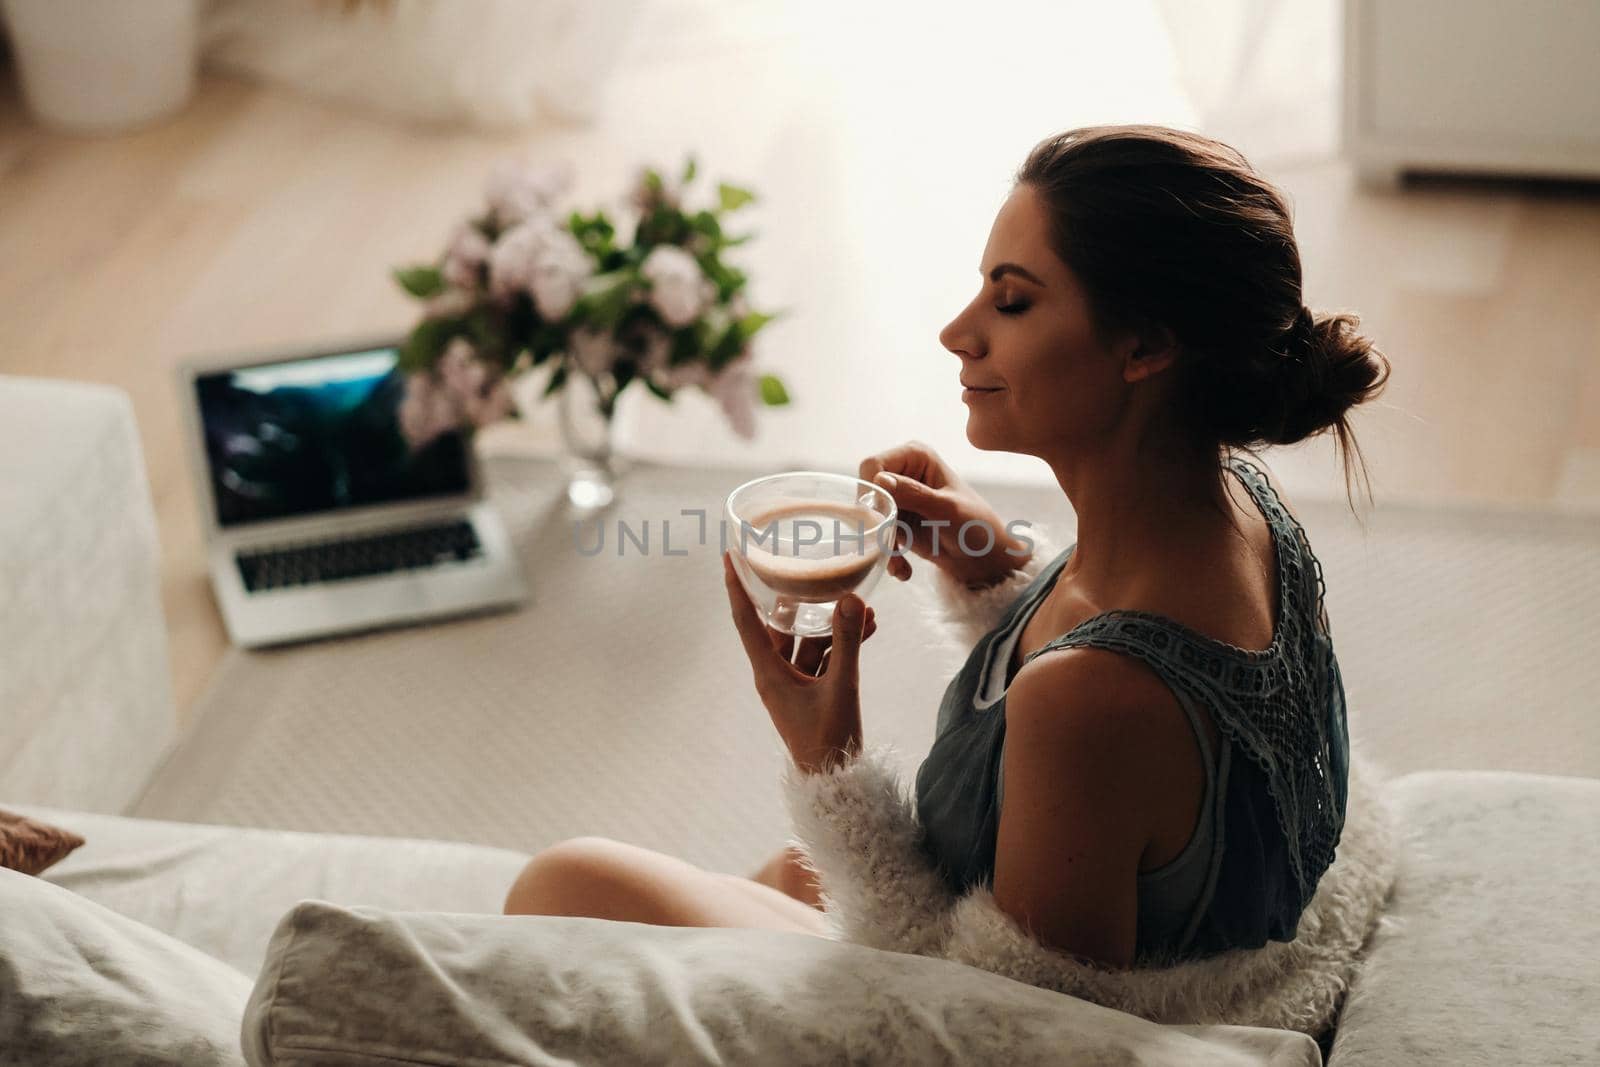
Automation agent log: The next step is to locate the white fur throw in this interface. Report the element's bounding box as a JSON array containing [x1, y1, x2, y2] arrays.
[[782, 540, 1396, 1039], [915, 525, 1062, 653]]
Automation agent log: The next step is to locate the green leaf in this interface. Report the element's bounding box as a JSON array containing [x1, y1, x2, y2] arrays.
[[759, 374, 790, 406], [397, 316, 463, 372], [568, 210, 616, 259], [738, 311, 776, 340], [529, 322, 567, 362], [696, 255, 746, 302], [645, 378, 674, 402], [707, 322, 744, 370], [690, 211, 722, 241], [717, 183, 756, 213], [577, 270, 637, 331], [722, 231, 756, 247], [681, 156, 697, 184], [670, 322, 706, 364], [636, 204, 689, 249], [394, 265, 445, 299], [542, 362, 569, 397]]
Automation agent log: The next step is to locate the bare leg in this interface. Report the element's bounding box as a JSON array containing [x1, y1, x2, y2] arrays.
[[504, 837, 832, 938], [748, 845, 825, 911]]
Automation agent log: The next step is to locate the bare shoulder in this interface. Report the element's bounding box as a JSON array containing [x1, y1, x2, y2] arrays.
[[1002, 646, 1209, 827], [1004, 646, 1180, 747]]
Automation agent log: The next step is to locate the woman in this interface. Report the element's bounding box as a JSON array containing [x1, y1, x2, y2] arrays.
[[505, 125, 1396, 1038]]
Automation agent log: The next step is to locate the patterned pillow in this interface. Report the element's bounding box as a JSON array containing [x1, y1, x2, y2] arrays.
[[0, 808, 85, 875]]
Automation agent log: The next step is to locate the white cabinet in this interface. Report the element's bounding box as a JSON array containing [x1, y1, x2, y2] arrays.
[[1343, 0, 1600, 183]]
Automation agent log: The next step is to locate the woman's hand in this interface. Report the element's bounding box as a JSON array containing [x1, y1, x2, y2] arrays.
[[722, 552, 876, 775], [859, 441, 1031, 588]]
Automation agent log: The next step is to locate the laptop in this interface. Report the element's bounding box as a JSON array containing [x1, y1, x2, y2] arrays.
[[178, 337, 529, 648]]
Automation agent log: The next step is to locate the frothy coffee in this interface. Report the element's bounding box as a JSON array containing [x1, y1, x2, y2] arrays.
[[740, 500, 886, 601]]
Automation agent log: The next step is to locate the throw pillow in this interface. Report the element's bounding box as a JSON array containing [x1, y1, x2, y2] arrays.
[[0, 806, 84, 874], [243, 901, 1321, 1066], [0, 866, 252, 1066]]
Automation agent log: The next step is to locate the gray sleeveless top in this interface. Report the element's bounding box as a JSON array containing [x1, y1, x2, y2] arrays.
[[914, 457, 1351, 963]]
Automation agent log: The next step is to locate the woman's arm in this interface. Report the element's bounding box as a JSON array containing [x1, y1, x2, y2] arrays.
[[781, 723, 1398, 1037], [986, 650, 1150, 968], [780, 648, 1149, 966]]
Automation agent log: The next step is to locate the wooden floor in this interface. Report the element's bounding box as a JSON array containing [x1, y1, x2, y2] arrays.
[[3, 50, 1598, 723]]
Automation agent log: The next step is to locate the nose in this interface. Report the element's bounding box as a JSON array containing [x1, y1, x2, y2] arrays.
[[939, 300, 984, 362]]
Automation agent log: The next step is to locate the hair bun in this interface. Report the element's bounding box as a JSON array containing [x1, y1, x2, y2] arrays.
[[1270, 310, 1390, 446], [1287, 306, 1317, 351]]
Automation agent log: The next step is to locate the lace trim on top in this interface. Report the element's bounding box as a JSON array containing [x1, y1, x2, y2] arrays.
[[1021, 456, 1341, 912]]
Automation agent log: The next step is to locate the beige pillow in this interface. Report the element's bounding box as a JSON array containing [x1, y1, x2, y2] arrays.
[[0, 807, 84, 875], [0, 866, 251, 1066], [244, 901, 1322, 1066]]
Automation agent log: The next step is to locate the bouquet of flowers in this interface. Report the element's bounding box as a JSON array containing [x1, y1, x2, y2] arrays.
[[392, 157, 789, 449]]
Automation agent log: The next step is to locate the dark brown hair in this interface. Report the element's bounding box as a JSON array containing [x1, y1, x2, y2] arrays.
[[1016, 125, 1391, 513]]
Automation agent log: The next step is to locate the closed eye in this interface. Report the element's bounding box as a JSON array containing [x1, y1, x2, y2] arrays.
[[996, 303, 1029, 316]]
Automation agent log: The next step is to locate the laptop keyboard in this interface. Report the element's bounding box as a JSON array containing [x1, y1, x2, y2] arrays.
[[236, 520, 483, 593]]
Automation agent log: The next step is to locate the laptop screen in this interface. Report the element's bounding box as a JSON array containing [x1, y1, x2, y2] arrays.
[[194, 346, 472, 528]]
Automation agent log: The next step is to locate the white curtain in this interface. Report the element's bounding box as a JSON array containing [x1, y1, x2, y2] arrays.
[[203, 0, 646, 128], [1154, 0, 1342, 165]]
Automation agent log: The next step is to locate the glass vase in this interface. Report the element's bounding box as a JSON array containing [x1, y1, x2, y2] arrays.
[[557, 368, 619, 511]]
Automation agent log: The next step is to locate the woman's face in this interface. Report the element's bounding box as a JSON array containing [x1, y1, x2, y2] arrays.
[[939, 183, 1134, 459]]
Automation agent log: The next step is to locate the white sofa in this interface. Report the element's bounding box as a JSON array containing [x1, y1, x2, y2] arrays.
[[3, 374, 1597, 1064], [0, 375, 530, 980]]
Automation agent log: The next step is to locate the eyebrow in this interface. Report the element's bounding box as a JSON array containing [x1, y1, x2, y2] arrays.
[[985, 262, 1045, 287]]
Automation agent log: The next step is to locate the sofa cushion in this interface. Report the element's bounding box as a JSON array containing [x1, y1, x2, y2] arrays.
[[242, 901, 1321, 1067], [11, 804, 529, 976], [0, 866, 251, 1066], [1330, 771, 1600, 1064], [0, 376, 175, 814], [0, 806, 84, 874]]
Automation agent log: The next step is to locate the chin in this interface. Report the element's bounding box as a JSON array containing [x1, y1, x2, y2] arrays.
[[963, 411, 1011, 453]]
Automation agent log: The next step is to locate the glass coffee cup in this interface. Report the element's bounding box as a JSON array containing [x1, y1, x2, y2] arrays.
[[725, 471, 897, 637]]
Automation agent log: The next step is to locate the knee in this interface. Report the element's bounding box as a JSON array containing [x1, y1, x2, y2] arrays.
[[503, 836, 633, 917], [778, 846, 823, 907]]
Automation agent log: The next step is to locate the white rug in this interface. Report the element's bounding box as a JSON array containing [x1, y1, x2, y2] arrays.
[[132, 457, 1600, 874]]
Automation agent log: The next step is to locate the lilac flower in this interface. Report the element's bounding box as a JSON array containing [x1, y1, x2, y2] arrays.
[[528, 228, 591, 320], [640, 245, 714, 328], [422, 287, 474, 320], [438, 338, 488, 403], [570, 325, 619, 378], [397, 371, 462, 450], [652, 360, 710, 392], [470, 378, 515, 426], [488, 220, 593, 319], [635, 326, 672, 378], [488, 221, 548, 300], [442, 221, 492, 291], [706, 355, 757, 440], [485, 159, 574, 227]]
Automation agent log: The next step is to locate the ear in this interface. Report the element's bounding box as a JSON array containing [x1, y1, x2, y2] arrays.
[[1122, 325, 1181, 383]]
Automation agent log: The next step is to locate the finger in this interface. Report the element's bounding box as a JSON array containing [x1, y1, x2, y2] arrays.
[[861, 606, 878, 642], [888, 555, 913, 581], [794, 635, 829, 676], [723, 553, 785, 681], [824, 594, 866, 684], [767, 626, 795, 661], [872, 470, 957, 524], [861, 442, 941, 488]]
